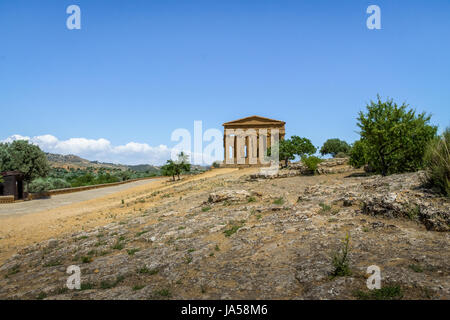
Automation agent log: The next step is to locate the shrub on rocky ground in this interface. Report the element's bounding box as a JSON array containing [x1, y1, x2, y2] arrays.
[[331, 233, 351, 278], [423, 128, 449, 197], [301, 156, 323, 175]]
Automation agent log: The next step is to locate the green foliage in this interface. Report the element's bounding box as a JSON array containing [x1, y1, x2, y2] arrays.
[[273, 197, 284, 205], [301, 155, 323, 174], [153, 288, 171, 298], [28, 178, 52, 193], [28, 177, 71, 193], [268, 136, 316, 167], [212, 161, 221, 168], [354, 285, 403, 300], [320, 139, 351, 157], [319, 202, 331, 213], [423, 128, 449, 197], [356, 95, 437, 176], [349, 140, 367, 168], [331, 233, 351, 277], [0, 140, 50, 190], [408, 264, 424, 273], [334, 152, 348, 158], [161, 152, 191, 181], [223, 221, 245, 237]]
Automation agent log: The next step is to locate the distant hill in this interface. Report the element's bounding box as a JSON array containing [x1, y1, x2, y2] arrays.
[[45, 152, 209, 173], [127, 164, 161, 173], [46, 153, 128, 171]]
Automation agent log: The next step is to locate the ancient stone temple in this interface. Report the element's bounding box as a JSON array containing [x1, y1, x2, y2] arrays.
[[222, 116, 285, 167]]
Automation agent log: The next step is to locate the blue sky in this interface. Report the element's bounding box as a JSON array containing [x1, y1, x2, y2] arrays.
[[1, 0, 449, 164]]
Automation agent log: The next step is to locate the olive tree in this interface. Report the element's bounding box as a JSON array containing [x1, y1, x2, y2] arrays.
[[0, 140, 50, 191]]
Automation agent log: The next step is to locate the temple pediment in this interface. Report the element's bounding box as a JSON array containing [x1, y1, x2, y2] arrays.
[[223, 116, 285, 127]]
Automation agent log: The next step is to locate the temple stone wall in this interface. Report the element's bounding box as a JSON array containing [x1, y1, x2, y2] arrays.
[[222, 116, 285, 168]]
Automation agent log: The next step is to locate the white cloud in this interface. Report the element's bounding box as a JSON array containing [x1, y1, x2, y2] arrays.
[[1, 134, 172, 166]]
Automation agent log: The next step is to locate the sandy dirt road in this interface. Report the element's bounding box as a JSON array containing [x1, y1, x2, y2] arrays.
[[0, 168, 240, 263], [0, 178, 163, 218]]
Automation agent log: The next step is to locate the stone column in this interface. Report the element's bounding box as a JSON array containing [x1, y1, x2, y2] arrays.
[[247, 128, 257, 165], [235, 129, 245, 165]]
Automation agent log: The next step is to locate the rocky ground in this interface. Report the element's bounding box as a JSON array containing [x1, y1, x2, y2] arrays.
[[0, 165, 448, 300]]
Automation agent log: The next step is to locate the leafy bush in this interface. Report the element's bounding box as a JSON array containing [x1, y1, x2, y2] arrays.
[[301, 156, 323, 174], [50, 178, 71, 190], [349, 140, 367, 168], [28, 178, 53, 193], [320, 139, 350, 157], [334, 152, 348, 158], [356, 95, 437, 175], [423, 128, 449, 197], [212, 161, 221, 168], [28, 177, 71, 193], [331, 233, 351, 277]]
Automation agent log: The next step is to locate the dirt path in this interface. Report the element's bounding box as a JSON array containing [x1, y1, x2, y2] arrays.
[[0, 178, 163, 218], [0, 168, 240, 263]]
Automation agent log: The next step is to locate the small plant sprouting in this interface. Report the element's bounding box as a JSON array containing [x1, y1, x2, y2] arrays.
[[319, 202, 331, 213], [354, 284, 403, 300], [138, 267, 158, 275], [112, 241, 124, 250], [273, 197, 284, 205], [127, 248, 140, 256], [407, 205, 420, 220], [133, 284, 145, 291], [153, 288, 171, 298], [223, 221, 245, 237], [135, 230, 149, 237], [408, 264, 424, 273], [81, 256, 92, 264], [331, 233, 351, 277], [202, 206, 211, 212]]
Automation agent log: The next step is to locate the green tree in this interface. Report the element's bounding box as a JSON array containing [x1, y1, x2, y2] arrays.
[[161, 152, 191, 181], [268, 136, 316, 167], [349, 140, 367, 168], [357, 95, 437, 176], [320, 139, 351, 157], [0, 143, 12, 171], [174, 152, 191, 180], [161, 160, 177, 181], [0, 140, 50, 191]]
